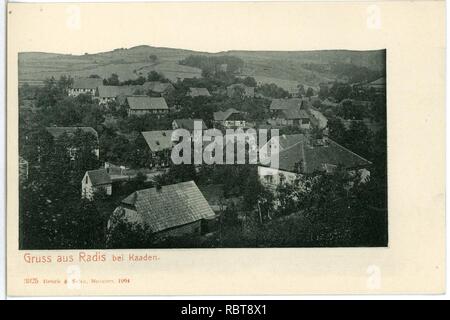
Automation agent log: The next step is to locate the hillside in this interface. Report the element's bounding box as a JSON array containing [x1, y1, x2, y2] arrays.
[[18, 45, 385, 90]]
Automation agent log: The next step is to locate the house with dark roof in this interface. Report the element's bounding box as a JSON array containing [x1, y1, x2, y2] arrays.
[[95, 85, 141, 105], [270, 108, 311, 129], [227, 83, 255, 98], [213, 108, 246, 128], [81, 169, 112, 200], [45, 126, 99, 160], [110, 181, 216, 239], [126, 96, 169, 117], [68, 78, 103, 97], [269, 98, 313, 129], [141, 130, 176, 167], [187, 87, 211, 98], [172, 119, 207, 133], [269, 98, 309, 113], [258, 134, 371, 188], [141, 81, 175, 96]]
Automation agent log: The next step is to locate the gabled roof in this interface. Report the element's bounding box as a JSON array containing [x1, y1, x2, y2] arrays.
[[127, 96, 168, 110], [72, 78, 103, 89], [120, 181, 216, 233], [141, 81, 174, 93], [45, 127, 98, 140], [97, 85, 140, 98], [86, 169, 112, 186], [141, 130, 174, 152], [173, 119, 207, 131], [188, 87, 211, 97], [280, 108, 310, 120], [270, 98, 303, 111], [261, 134, 371, 174], [213, 108, 242, 121]]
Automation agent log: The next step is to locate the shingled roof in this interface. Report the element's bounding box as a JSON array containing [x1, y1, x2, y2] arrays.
[[261, 134, 371, 174], [120, 181, 216, 233], [72, 78, 103, 89], [270, 98, 311, 111], [173, 119, 207, 131], [188, 87, 211, 97], [213, 108, 242, 121], [97, 85, 140, 98], [87, 169, 112, 186], [45, 127, 98, 140], [280, 108, 310, 120], [141, 130, 174, 152], [127, 96, 168, 110]]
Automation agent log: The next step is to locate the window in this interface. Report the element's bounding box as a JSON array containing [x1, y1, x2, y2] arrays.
[[85, 175, 88, 184], [264, 175, 273, 183]]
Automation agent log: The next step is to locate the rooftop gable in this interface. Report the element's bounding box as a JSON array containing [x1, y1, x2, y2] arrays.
[[127, 96, 169, 110], [141, 130, 175, 152], [120, 181, 215, 233], [72, 78, 103, 89]]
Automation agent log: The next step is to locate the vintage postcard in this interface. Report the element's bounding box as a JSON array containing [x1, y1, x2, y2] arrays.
[[6, 1, 445, 296]]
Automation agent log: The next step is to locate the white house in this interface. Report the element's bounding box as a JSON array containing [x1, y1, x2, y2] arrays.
[[213, 108, 246, 128], [258, 134, 371, 189], [68, 78, 103, 97], [81, 169, 112, 200]]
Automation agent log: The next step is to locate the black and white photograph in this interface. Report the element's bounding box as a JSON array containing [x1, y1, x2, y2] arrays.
[[18, 46, 387, 249]]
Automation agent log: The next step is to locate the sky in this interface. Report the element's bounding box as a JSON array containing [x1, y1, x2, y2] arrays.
[[8, 2, 388, 55]]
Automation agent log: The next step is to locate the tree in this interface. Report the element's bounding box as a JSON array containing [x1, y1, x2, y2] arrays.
[[327, 117, 347, 144], [318, 84, 329, 99], [149, 54, 158, 63], [242, 76, 257, 87], [297, 84, 305, 97], [306, 87, 314, 98], [147, 71, 166, 82], [104, 73, 120, 86]]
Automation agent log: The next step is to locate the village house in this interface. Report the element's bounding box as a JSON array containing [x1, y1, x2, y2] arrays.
[[126, 96, 169, 117], [213, 108, 246, 128], [269, 98, 312, 130], [109, 181, 216, 239], [172, 118, 207, 133], [258, 134, 371, 188], [95, 85, 140, 105], [141, 130, 176, 167], [81, 169, 112, 200], [45, 126, 100, 160], [269, 98, 310, 113], [141, 81, 175, 96], [68, 78, 103, 97], [269, 108, 311, 130], [226, 83, 255, 98], [186, 87, 211, 98]]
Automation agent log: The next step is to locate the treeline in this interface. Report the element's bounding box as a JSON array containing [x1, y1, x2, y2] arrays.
[[303, 62, 384, 84], [101, 71, 169, 86], [179, 54, 244, 76]]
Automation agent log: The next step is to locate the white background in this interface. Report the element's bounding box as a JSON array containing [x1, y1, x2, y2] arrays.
[[0, 0, 448, 300]]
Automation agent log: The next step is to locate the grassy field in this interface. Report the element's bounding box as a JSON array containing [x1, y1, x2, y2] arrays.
[[18, 45, 385, 88]]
